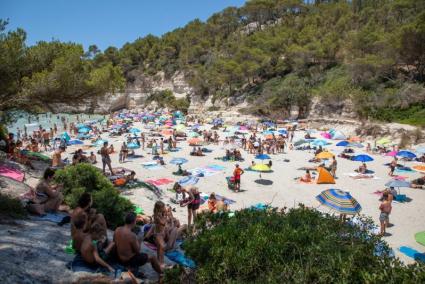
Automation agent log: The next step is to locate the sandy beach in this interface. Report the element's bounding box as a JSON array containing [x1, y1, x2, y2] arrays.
[[52, 120, 425, 264]]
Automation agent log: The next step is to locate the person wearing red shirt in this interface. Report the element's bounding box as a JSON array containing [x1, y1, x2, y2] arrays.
[[233, 164, 244, 192]]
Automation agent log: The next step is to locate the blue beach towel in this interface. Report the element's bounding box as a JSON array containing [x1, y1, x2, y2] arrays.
[[399, 246, 425, 263], [32, 212, 68, 223], [165, 250, 196, 269]]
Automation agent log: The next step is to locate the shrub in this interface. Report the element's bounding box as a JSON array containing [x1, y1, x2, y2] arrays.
[[178, 207, 425, 283], [0, 193, 27, 219], [54, 163, 134, 228]]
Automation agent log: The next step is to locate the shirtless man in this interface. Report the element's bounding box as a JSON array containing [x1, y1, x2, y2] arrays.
[[42, 129, 50, 151], [114, 212, 162, 276], [81, 223, 115, 272], [100, 142, 113, 174], [52, 146, 66, 168]]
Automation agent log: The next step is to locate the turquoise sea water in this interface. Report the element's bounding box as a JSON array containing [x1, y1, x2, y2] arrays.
[[7, 112, 105, 135]]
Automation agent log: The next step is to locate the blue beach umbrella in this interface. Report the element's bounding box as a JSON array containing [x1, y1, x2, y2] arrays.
[[352, 154, 374, 162], [67, 139, 84, 145], [336, 141, 350, 147], [178, 176, 199, 186], [312, 139, 329, 146], [78, 127, 90, 133], [129, 128, 141, 134], [170, 158, 188, 165], [255, 154, 271, 161], [316, 189, 362, 215], [93, 139, 108, 147], [396, 150, 417, 159], [127, 142, 140, 149]]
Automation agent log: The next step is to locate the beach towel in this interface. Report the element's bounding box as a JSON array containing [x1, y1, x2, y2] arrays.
[[145, 178, 174, 186], [126, 154, 144, 160], [399, 246, 425, 263], [139, 181, 163, 197], [22, 151, 51, 162], [143, 242, 196, 268], [143, 164, 164, 170], [345, 173, 378, 179], [31, 212, 68, 223], [415, 232, 425, 247], [206, 164, 226, 171], [395, 168, 414, 174], [0, 165, 25, 182]]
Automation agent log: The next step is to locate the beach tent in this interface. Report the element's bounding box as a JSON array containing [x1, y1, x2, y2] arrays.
[[61, 132, 71, 142], [332, 131, 346, 140], [316, 167, 335, 184]]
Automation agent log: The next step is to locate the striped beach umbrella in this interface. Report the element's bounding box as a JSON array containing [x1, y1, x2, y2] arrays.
[[316, 189, 362, 215]]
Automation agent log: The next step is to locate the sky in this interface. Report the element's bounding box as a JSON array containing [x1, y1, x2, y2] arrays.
[[0, 0, 246, 50]]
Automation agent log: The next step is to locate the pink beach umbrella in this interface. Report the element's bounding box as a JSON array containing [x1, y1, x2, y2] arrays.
[[321, 132, 332, 139], [385, 151, 397, 157]]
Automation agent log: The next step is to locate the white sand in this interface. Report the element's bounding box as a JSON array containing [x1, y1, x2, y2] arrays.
[[63, 121, 425, 264]]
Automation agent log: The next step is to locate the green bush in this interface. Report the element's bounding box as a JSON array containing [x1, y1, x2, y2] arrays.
[[54, 163, 134, 228], [178, 207, 425, 283], [0, 193, 27, 219]]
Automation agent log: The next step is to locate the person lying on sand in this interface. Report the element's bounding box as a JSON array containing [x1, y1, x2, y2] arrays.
[[114, 212, 163, 277], [299, 170, 312, 183], [411, 176, 425, 189]]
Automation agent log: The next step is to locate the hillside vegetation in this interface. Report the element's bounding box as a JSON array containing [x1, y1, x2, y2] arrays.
[[1, 0, 424, 124]]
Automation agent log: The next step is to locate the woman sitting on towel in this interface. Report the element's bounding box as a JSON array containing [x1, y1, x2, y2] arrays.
[[300, 170, 312, 183], [358, 163, 367, 174]]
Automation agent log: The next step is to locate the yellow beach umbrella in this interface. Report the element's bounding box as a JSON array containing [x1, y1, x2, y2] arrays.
[[251, 164, 271, 172], [377, 137, 391, 146], [316, 151, 335, 159]]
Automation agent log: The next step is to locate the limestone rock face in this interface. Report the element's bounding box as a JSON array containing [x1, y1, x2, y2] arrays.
[[308, 97, 356, 119]]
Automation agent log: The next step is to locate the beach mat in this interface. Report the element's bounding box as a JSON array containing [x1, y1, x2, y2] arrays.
[[145, 178, 174, 186], [143, 242, 196, 268], [415, 232, 425, 247], [31, 212, 68, 223], [0, 165, 25, 182], [399, 246, 425, 263]]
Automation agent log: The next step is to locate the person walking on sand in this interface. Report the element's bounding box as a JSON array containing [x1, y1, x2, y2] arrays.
[[330, 156, 337, 178], [379, 192, 392, 236], [233, 164, 244, 192], [389, 157, 397, 176], [101, 141, 113, 175]]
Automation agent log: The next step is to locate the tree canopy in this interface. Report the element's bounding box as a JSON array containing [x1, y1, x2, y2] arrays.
[[1, 0, 425, 124]]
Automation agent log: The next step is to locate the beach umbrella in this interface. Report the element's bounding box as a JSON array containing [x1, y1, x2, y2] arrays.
[[316, 151, 335, 159], [78, 127, 90, 133], [127, 142, 140, 149], [262, 130, 274, 135], [277, 129, 287, 135], [321, 132, 332, 139], [412, 165, 425, 174], [93, 139, 108, 147], [396, 150, 417, 159], [188, 138, 201, 145], [175, 124, 186, 132], [415, 147, 425, 154], [68, 139, 84, 145], [352, 154, 374, 162], [312, 139, 329, 146], [255, 154, 271, 161], [332, 131, 346, 140], [188, 131, 200, 138], [336, 141, 350, 147], [385, 179, 411, 195], [316, 189, 361, 215], [76, 133, 91, 139], [162, 129, 173, 136], [349, 142, 364, 148], [348, 136, 362, 142], [251, 164, 272, 172], [385, 151, 398, 157], [170, 158, 188, 165], [294, 139, 309, 146], [178, 176, 199, 186], [129, 128, 141, 134], [377, 137, 392, 146]]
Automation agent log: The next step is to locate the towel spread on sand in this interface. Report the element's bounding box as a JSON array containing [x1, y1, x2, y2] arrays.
[[399, 246, 425, 263], [145, 178, 174, 186], [0, 165, 25, 182], [31, 212, 68, 223]]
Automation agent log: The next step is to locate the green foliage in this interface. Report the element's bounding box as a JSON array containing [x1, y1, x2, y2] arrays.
[[147, 90, 191, 113], [179, 207, 425, 283], [54, 163, 134, 228], [0, 193, 27, 219]]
